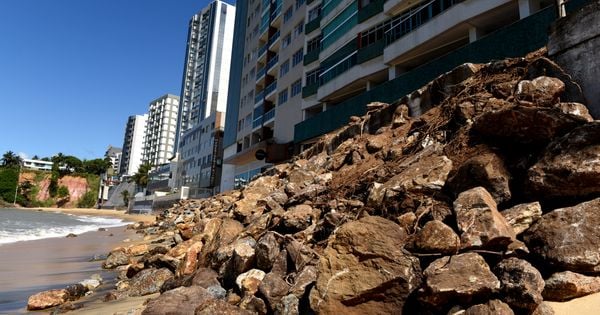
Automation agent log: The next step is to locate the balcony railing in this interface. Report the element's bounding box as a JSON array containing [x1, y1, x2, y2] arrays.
[[268, 30, 280, 47], [256, 66, 266, 80], [255, 90, 265, 104], [263, 108, 275, 122], [265, 81, 277, 96], [305, 15, 321, 34], [358, 0, 385, 22], [266, 54, 279, 71], [253, 116, 263, 128], [302, 82, 319, 97], [258, 44, 268, 58], [303, 48, 320, 65]]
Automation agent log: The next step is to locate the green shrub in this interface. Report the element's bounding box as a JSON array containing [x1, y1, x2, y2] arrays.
[[0, 167, 18, 203], [77, 190, 97, 208], [57, 185, 70, 198]]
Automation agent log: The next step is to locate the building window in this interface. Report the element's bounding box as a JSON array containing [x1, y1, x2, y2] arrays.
[[306, 35, 322, 54], [282, 33, 291, 49], [283, 6, 293, 23], [278, 89, 288, 105], [280, 59, 290, 77], [306, 68, 321, 86], [294, 20, 304, 38], [291, 80, 302, 97], [292, 49, 303, 67], [308, 5, 322, 22], [295, 0, 305, 9]]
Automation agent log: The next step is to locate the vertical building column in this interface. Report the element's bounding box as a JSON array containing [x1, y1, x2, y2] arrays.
[[518, 0, 541, 19], [469, 26, 483, 43]]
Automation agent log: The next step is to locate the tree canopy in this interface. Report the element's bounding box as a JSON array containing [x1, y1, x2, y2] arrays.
[[131, 162, 152, 188], [1, 151, 22, 167]]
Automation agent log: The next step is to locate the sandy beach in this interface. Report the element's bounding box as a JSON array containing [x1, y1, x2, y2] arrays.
[[0, 207, 155, 314]]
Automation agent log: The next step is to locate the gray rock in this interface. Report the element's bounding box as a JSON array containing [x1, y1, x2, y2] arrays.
[[494, 257, 544, 311], [500, 202, 542, 235], [543, 271, 600, 301]]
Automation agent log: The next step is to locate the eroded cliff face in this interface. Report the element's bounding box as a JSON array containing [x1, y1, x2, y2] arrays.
[[31, 49, 600, 314], [19, 172, 90, 207]]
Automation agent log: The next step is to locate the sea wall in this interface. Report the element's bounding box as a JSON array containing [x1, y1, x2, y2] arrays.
[[549, 0, 600, 118]]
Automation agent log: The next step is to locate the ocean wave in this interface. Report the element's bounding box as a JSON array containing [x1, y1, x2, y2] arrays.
[[0, 215, 128, 245]]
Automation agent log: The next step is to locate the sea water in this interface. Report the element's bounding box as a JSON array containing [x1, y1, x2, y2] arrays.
[[0, 208, 127, 245]]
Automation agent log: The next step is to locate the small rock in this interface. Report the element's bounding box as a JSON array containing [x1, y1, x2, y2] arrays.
[[128, 268, 174, 296], [102, 249, 129, 269], [494, 257, 544, 311], [239, 295, 268, 315], [414, 220, 460, 255], [66, 233, 77, 238], [464, 299, 514, 315], [543, 271, 600, 301], [454, 187, 515, 250], [256, 232, 280, 271], [98, 227, 107, 231], [515, 76, 565, 106], [196, 298, 254, 315], [500, 202, 542, 235], [236, 269, 266, 296], [79, 279, 101, 291], [27, 289, 69, 310], [421, 252, 500, 307]]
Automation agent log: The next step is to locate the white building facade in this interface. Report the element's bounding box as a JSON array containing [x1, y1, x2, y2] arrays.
[[174, 0, 236, 197], [143, 94, 180, 167], [119, 114, 148, 176]]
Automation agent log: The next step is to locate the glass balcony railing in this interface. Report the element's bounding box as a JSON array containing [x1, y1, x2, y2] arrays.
[[266, 55, 279, 71], [265, 81, 277, 96], [305, 16, 321, 34], [303, 49, 319, 65], [268, 30, 280, 46], [256, 66, 266, 80], [263, 108, 275, 122], [255, 90, 265, 104], [253, 116, 263, 128], [258, 44, 268, 58]]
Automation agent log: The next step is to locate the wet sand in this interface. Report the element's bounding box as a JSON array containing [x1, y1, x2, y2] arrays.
[[0, 208, 154, 314]]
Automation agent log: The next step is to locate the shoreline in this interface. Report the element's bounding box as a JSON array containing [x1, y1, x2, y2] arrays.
[[11, 206, 155, 224]]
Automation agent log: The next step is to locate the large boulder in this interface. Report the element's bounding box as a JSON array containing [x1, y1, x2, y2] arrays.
[[464, 299, 514, 315], [102, 249, 129, 269], [27, 289, 69, 310], [258, 272, 291, 310], [500, 202, 542, 235], [494, 258, 544, 311], [421, 252, 500, 307], [177, 241, 203, 277], [256, 232, 280, 271], [310, 216, 422, 314], [523, 198, 600, 273], [413, 220, 460, 255], [129, 268, 174, 297], [453, 187, 516, 250], [447, 152, 512, 204], [142, 286, 216, 315], [515, 76, 565, 106], [280, 204, 319, 233], [368, 146, 453, 206], [543, 271, 600, 301], [527, 122, 600, 199], [472, 106, 585, 146]]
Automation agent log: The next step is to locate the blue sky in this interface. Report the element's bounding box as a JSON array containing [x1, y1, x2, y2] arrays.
[[0, 0, 234, 160]]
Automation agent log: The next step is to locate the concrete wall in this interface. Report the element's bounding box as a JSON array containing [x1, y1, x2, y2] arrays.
[[548, 0, 600, 118]]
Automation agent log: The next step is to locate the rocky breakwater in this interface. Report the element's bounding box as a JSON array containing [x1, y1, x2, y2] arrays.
[[32, 50, 600, 314]]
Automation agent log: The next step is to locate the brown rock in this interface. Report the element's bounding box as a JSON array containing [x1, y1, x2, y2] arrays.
[[231, 237, 256, 276], [543, 271, 600, 301], [523, 198, 600, 273], [129, 268, 174, 297], [281, 204, 319, 233], [275, 294, 300, 315], [472, 106, 585, 146], [527, 123, 600, 199], [258, 272, 291, 309], [366, 134, 387, 153], [126, 244, 149, 256], [421, 252, 500, 307], [500, 202, 542, 235], [515, 76, 565, 106], [142, 286, 215, 315], [102, 249, 129, 269], [27, 289, 69, 310], [413, 220, 460, 255], [196, 298, 254, 315], [531, 302, 556, 315], [447, 152, 512, 204], [239, 295, 268, 315], [310, 216, 422, 314], [494, 258, 544, 311], [289, 265, 317, 297], [368, 146, 453, 206], [178, 241, 203, 276], [236, 269, 266, 296], [199, 218, 244, 268], [453, 187, 515, 250], [191, 267, 221, 288], [256, 232, 280, 271], [464, 299, 514, 315], [555, 102, 594, 121]]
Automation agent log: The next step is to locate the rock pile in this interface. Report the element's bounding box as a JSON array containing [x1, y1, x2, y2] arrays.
[[31, 49, 600, 314]]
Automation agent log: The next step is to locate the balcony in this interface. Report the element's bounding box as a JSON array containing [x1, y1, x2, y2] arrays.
[[302, 82, 319, 97], [255, 89, 265, 105], [303, 49, 320, 65], [270, 1, 283, 26], [264, 81, 277, 98], [305, 16, 321, 34], [322, 0, 343, 20], [357, 40, 385, 63], [256, 66, 266, 81], [266, 55, 279, 76], [252, 116, 263, 129], [358, 0, 385, 22], [263, 108, 275, 123], [268, 30, 280, 49], [258, 44, 268, 60]]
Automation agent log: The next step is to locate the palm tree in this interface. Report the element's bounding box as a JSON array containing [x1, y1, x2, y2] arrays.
[[121, 190, 130, 206], [131, 162, 152, 189], [1, 151, 22, 167]]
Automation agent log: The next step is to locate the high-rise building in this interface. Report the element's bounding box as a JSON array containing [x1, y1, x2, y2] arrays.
[[119, 114, 148, 176], [174, 0, 236, 197], [104, 146, 122, 175], [295, 0, 553, 146], [222, 0, 307, 191], [143, 94, 180, 167]]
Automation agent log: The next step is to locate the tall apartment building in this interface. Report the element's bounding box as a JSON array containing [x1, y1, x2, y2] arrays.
[[174, 0, 236, 197], [295, 0, 554, 146], [119, 114, 148, 176], [142, 94, 180, 167], [222, 0, 307, 191], [105, 146, 122, 175]]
